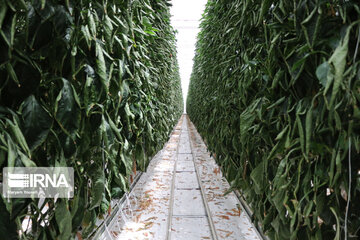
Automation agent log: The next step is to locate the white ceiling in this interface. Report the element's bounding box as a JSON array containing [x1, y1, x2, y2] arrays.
[[170, 0, 207, 110]]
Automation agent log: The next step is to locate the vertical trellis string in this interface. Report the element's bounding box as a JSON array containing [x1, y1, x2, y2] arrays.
[[345, 137, 351, 240]]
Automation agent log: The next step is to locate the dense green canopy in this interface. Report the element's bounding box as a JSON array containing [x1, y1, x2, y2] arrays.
[[187, 1, 360, 239], [0, 0, 182, 238]]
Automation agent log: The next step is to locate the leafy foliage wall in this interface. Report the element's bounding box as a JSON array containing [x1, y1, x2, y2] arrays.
[[0, 0, 183, 238], [187, 0, 360, 239]]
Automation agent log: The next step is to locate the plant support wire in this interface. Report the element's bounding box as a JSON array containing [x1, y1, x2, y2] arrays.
[[345, 137, 351, 240]]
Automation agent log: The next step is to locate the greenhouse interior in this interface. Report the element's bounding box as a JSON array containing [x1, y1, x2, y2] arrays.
[[0, 0, 360, 239]]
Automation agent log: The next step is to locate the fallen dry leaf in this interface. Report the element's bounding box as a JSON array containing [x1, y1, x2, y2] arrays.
[[144, 190, 153, 195], [144, 216, 157, 222], [107, 204, 112, 215], [76, 232, 83, 240], [231, 207, 241, 216], [218, 215, 230, 220], [135, 213, 142, 222], [137, 222, 154, 231]]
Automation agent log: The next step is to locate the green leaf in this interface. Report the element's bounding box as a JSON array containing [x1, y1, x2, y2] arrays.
[[6, 63, 19, 86], [142, 16, 152, 27], [18, 150, 36, 167], [0, 2, 7, 29], [106, 113, 123, 142], [250, 160, 265, 194], [118, 59, 125, 82], [327, 26, 350, 108], [9, 13, 16, 47], [304, 201, 313, 217], [120, 139, 133, 176], [275, 125, 289, 141], [96, 42, 108, 91], [104, 14, 113, 45], [81, 25, 92, 49], [55, 200, 72, 240], [111, 187, 123, 198], [21, 95, 52, 151], [55, 79, 81, 134], [125, 102, 135, 119], [296, 114, 305, 155], [7, 138, 16, 168], [315, 62, 330, 87], [71, 187, 85, 231], [258, 0, 272, 25], [41, 0, 46, 10], [88, 11, 96, 38], [89, 168, 105, 210], [6, 118, 31, 157], [305, 107, 312, 155]]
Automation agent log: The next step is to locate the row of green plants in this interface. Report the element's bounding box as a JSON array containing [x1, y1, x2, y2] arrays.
[[187, 0, 360, 239], [0, 0, 183, 239]]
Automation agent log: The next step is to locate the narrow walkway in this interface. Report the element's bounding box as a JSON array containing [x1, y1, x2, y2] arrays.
[[105, 115, 260, 240]]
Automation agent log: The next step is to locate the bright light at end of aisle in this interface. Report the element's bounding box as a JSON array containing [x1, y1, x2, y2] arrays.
[[170, 0, 207, 112]]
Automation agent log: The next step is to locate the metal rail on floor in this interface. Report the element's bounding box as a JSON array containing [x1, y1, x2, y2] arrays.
[[186, 117, 219, 240], [165, 118, 182, 240]]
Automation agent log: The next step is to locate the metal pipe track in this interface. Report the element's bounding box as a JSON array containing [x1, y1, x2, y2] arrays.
[[186, 117, 219, 240], [166, 116, 219, 240], [165, 120, 181, 240]]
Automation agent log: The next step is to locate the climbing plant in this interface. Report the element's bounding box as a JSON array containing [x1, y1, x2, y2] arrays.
[[187, 0, 360, 239], [0, 0, 182, 238]]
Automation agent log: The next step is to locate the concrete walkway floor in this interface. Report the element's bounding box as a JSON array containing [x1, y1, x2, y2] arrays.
[[102, 115, 261, 240]]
